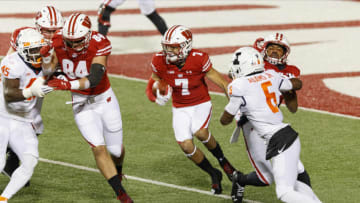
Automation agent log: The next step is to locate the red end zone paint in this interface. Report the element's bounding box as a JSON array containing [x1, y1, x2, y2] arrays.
[[299, 72, 360, 117]]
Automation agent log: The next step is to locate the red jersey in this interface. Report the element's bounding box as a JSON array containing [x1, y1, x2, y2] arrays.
[[264, 61, 300, 78], [52, 31, 112, 95], [151, 49, 212, 108], [10, 26, 34, 50]]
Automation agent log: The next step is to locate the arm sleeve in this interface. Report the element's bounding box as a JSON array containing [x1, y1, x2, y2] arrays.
[[201, 53, 212, 73], [145, 77, 156, 102], [225, 96, 244, 115], [224, 80, 245, 115], [95, 34, 112, 56]]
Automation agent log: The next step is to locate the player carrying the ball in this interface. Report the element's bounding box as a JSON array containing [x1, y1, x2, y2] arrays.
[[145, 25, 242, 196]]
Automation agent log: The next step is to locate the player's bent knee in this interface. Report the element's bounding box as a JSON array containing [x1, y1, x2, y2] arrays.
[[194, 128, 208, 140], [21, 154, 38, 176], [107, 145, 122, 158], [178, 140, 195, 154]]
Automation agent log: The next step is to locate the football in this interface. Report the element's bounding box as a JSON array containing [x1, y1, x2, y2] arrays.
[[152, 80, 169, 96]]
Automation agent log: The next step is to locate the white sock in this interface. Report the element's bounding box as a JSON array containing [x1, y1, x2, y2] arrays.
[[295, 180, 322, 202]]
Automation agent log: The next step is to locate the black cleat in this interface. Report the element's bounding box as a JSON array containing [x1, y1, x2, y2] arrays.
[[231, 171, 245, 203], [210, 168, 223, 194], [117, 184, 133, 203]]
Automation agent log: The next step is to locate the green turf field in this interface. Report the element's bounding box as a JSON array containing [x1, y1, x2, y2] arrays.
[[1, 76, 359, 203]]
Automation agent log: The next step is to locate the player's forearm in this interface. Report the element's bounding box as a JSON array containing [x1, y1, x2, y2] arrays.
[[283, 91, 298, 113], [4, 87, 26, 102], [220, 111, 234, 125]]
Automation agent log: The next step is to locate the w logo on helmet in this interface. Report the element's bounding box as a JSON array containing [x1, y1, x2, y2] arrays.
[[82, 16, 91, 29], [181, 30, 192, 40]]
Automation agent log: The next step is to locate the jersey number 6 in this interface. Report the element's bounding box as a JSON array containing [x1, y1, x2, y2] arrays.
[[261, 81, 279, 113]]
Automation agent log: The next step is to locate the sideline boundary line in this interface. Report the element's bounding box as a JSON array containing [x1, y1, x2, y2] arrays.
[[39, 158, 262, 203], [109, 74, 360, 120]]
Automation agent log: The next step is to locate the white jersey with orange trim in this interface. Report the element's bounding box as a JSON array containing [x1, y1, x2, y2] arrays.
[[0, 52, 44, 122], [225, 69, 293, 140]]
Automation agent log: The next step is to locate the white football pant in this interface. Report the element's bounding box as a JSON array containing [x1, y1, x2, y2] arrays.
[[172, 101, 212, 142], [0, 116, 39, 199], [72, 87, 123, 158]]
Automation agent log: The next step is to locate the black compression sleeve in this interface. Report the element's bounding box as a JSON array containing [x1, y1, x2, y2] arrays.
[[86, 63, 105, 88]]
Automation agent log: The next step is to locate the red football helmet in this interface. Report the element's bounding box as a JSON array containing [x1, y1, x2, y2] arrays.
[[62, 13, 92, 52], [161, 25, 193, 64], [254, 33, 291, 65], [35, 6, 64, 41]]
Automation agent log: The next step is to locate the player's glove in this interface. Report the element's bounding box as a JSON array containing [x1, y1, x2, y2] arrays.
[[47, 78, 71, 90], [22, 77, 53, 98], [155, 86, 172, 106], [40, 44, 53, 64]]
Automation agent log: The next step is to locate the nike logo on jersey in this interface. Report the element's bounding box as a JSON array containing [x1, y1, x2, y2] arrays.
[[278, 145, 286, 154]]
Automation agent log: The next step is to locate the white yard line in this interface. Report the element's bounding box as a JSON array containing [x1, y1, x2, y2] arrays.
[[39, 158, 262, 203], [109, 74, 360, 120]]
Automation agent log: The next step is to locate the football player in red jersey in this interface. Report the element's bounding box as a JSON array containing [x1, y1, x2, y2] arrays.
[[43, 13, 132, 203], [230, 33, 320, 203], [145, 25, 239, 194], [2, 5, 64, 186], [98, 0, 168, 36]]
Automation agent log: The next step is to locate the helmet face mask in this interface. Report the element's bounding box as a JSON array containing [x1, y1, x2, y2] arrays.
[[62, 13, 92, 52], [161, 25, 192, 64], [229, 47, 265, 79], [262, 33, 290, 65], [63, 34, 90, 52], [17, 29, 47, 67], [35, 6, 64, 41]]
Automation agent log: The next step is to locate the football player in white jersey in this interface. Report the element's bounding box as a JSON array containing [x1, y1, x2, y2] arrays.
[[0, 29, 53, 203], [98, 0, 168, 36], [228, 34, 317, 202], [220, 47, 321, 203], [2, 5, 64, 182]]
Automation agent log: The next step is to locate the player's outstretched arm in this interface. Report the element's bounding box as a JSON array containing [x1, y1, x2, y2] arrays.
[[206, 67, 229, 98]]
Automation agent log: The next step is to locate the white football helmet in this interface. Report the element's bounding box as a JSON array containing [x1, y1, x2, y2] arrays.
[[262, 33, 290, 65], [62, 13, 92, 52], [35, 6, 64, 40], [161, 25, 192, 64], [17, 28, 47, 67], [229, 47, 264, 79]]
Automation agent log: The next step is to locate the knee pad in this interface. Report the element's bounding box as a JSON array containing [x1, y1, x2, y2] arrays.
[[201, 132, 211, 144], [107, 145, 122, 158], [185, 146, 197, 157]]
